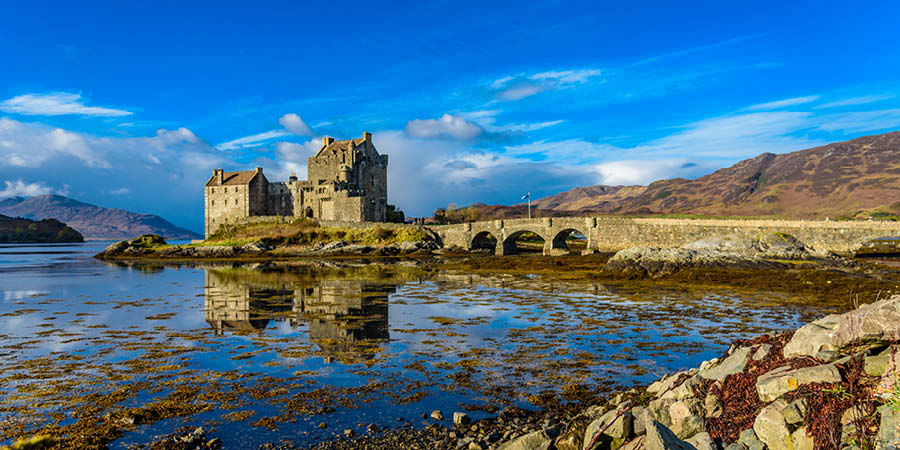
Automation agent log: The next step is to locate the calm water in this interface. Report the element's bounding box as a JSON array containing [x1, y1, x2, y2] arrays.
[[0, 242, 832, 448]]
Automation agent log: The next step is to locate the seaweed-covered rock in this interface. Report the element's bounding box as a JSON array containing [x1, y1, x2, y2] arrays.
[[855, 237, 900, 257], [603, 247, 784, 278], [681, 232, 815, 260]]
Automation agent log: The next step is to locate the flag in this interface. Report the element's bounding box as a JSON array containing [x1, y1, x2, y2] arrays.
[[521, 193, 530, 200]]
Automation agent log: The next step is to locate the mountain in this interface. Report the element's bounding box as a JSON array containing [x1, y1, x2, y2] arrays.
[[464, 131, 900, 220], [0, 195, 201, 240], [0, 214, 84, 243]]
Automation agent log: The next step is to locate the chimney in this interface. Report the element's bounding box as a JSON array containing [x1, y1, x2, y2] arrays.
[[289, 172, 298, 182], [323, 136, 335, 147], [363, 131, 372, 145], [255, 167, 263, 174], [214, 168, 224, 184]]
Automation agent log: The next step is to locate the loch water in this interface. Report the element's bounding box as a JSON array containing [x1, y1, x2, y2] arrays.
[[0, 242, 834, 448]]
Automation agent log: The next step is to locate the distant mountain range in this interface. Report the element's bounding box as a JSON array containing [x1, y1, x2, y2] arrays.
[[461, 131, 900, 220], [0, 195, 201, 240]]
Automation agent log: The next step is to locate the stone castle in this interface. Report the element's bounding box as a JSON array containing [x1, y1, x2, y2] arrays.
[[204, 132, 388, 237]]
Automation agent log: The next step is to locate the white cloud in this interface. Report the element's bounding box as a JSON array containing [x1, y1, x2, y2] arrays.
[[108, 187, 130, 195], [593, 160, 697, 185], [815, 94, 895, 109], [490, 68, 604, 101], [529, 69, 603, 85], [816, 109, 900, 133], [404, 114, 484, 140], [0, 117, 228, 231], [279, 113, 313, 136], [497, 84, 547, 101], [0, 179, 53, 198], [214, 130, 290, 150], [744, 96, 819, 111], [0, 92, 132, 117]]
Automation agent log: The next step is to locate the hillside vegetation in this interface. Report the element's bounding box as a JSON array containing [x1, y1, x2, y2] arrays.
[[0, 214, 84, 243]]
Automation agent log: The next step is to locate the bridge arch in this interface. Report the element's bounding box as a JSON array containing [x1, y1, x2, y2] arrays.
[[502, 229, 547, 255], [551, 228, 588, 254], [471, 231, 499, 253]]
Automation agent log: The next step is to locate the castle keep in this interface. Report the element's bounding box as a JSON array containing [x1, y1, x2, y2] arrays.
[[204, 132, 388, 237]]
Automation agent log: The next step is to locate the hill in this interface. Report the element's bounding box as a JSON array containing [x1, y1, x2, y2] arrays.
[[0, 214, 84, 243], [461, 131, 900, 220], [0, 195, 201, 240]]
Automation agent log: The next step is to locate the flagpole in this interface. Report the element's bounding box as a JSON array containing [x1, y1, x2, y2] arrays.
[[528, 193, 531, 219]]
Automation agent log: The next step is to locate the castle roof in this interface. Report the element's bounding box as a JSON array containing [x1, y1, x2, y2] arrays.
[[314, 137, 368, 158], [205, 170, 261, 187]]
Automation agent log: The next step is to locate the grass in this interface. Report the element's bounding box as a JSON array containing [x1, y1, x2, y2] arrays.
[[202, 218, 428, 247]]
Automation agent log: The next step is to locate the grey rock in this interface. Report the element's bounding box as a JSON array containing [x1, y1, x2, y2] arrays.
[[644, 421, 698, 450], [738, 429, 764, 450], [791, 427, 814, 450], [705, 394, 723, 419], [603, 247, 784, 278], [782, 314, 841, 361], [431, 410, 444, 421], [632, 407, 646, 436], [699, 347, 751, 382], [752, 344, 772, 361], [754, 399, 791, 450], [454, 412, 472, 426], [723, 443, 747, 450], [784, 296, 900, 361], [668, 398, 706, 439], [662, 376, 701, 401], [583, 409, 634, 449], [497, 430, 553, 450], [619, 437, 645, 450], [756, 364, 842, 402], [686, 432, 717, 450], [877, 404, 900, 450], [781, 399, 807, 425]]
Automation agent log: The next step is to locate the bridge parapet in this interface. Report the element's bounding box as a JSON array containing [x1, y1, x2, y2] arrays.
[[429, 216, 900, 256]]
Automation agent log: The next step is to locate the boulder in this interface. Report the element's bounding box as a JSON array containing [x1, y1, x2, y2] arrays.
[[753, 399, 791, 450], [756, 364, 842, 402], [682, 233, 814, 260], [583, 409, 634, 449], [877, 404, 900, 450], [791, 427, 814, 450], [644, 421, 698, 450], [454, 412, 471, 426], [699, 347, 751, 382], [669, 399, 706, 439], [686, 432, 717, 450], [784, 296, 900, 361], [782, 315, 841, 361], [752, 344, 772, 361], [781, 399, 807, 425], [619, 437, 645, 450], [704, 394, 723, 419], [855, 237, 900, 258], [738, 429, 765, 450], [498, 430, 554, 450], [662, 376, 701, 400], [603, 247, 784, 278]]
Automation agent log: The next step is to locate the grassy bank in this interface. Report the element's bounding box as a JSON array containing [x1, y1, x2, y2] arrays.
[[202, 219, 428, 247]]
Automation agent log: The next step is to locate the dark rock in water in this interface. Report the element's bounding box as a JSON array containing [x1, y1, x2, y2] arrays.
[[855, 237, 900, 257], [96, 234, 169, 258]]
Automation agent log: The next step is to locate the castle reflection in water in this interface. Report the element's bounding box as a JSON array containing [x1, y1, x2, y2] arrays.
[[203, 267, 393, 362]]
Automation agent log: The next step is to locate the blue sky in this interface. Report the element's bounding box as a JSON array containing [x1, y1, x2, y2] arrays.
[[1, 1, 899, 232]]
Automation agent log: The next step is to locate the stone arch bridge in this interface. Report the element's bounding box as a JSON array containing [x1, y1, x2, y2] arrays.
[[430, 216, 900, 256]]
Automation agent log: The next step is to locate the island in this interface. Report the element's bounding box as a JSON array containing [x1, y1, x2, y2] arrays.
[[0, 214, 84, 243]]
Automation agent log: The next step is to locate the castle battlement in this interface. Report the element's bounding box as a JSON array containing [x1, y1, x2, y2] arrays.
[[204, 132, 388, 238]]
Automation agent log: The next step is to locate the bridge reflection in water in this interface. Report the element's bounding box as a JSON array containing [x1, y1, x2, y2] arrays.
[[203, 267, 392, 362]]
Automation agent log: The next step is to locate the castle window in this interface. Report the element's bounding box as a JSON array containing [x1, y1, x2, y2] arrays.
[[211, 188, 215, 193], [211, 200, 215, 206], [224, 199, 227, 205]]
